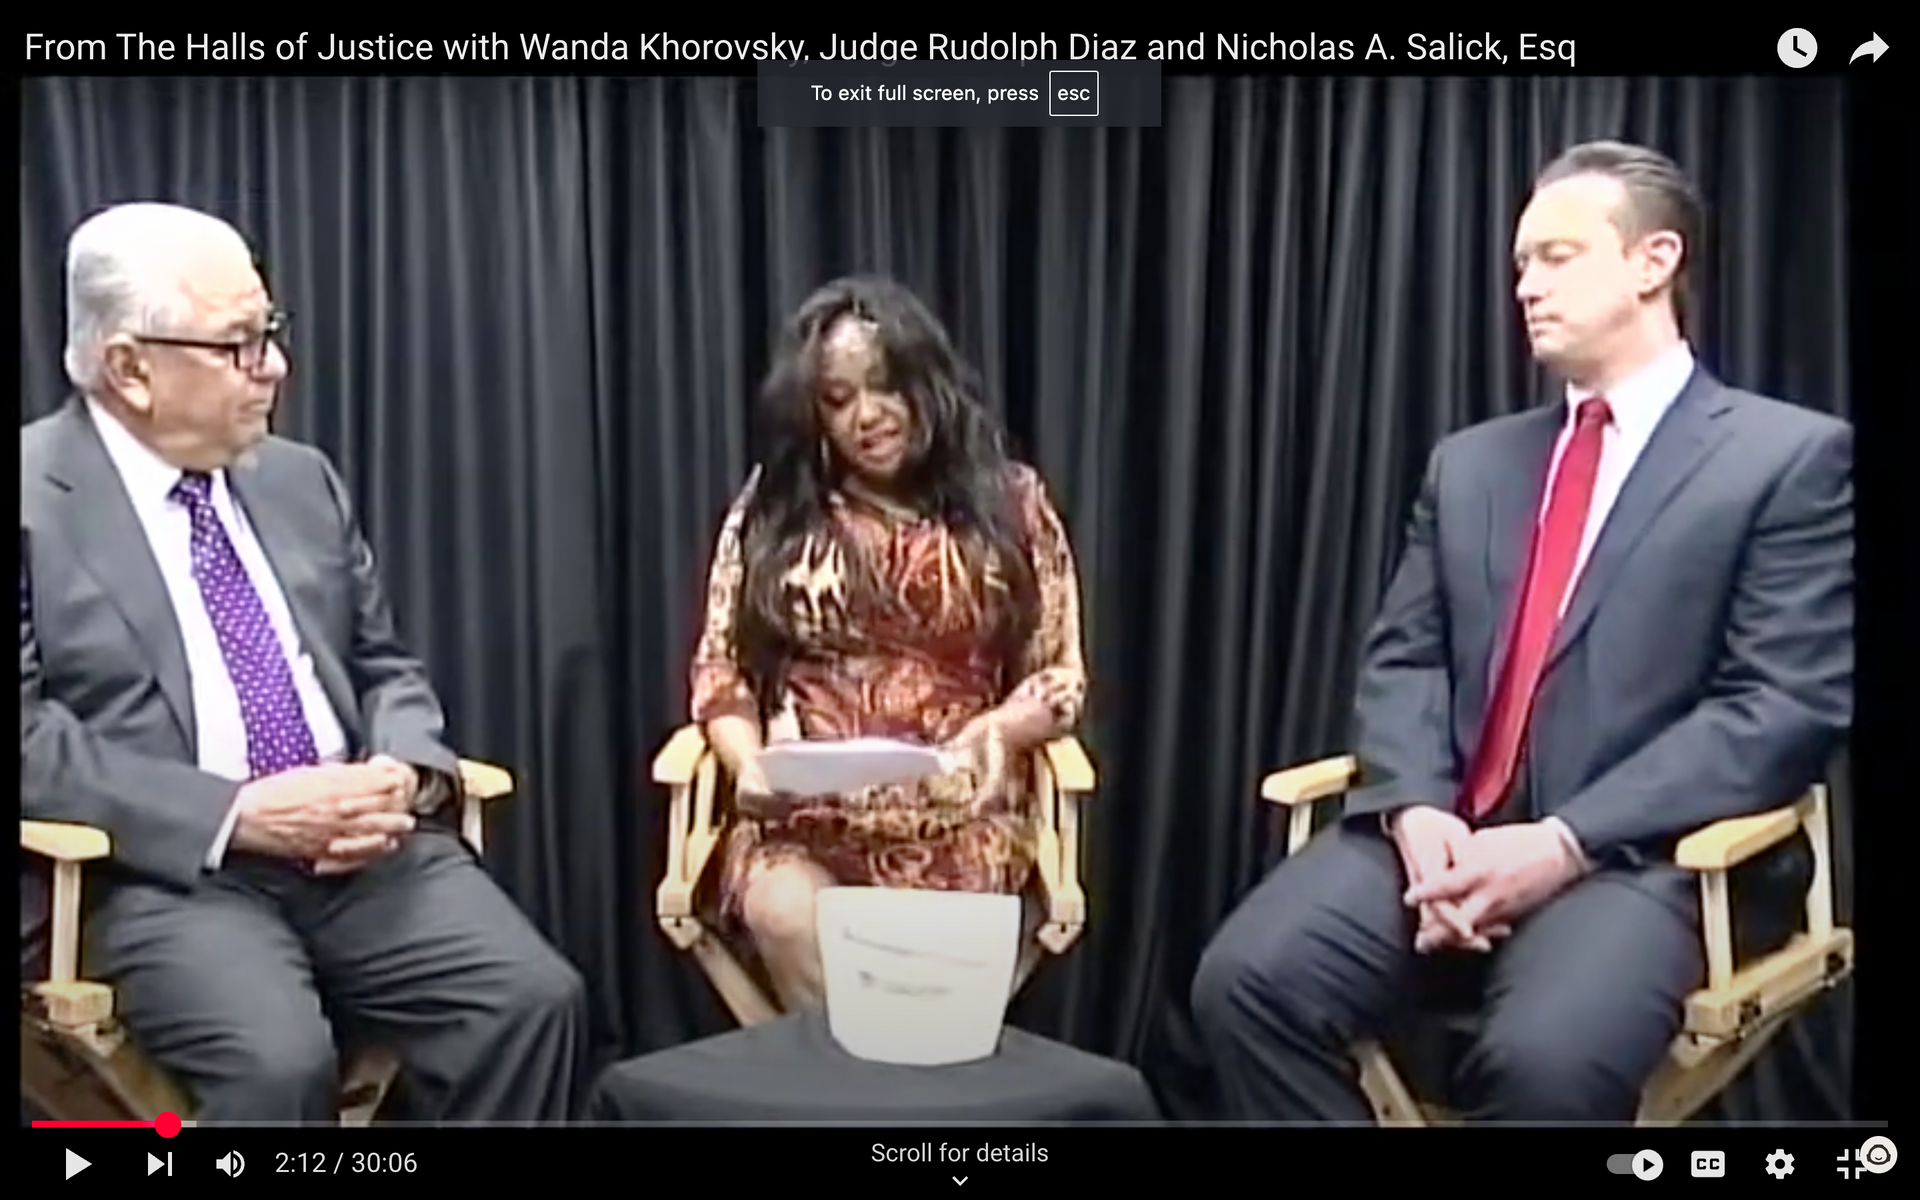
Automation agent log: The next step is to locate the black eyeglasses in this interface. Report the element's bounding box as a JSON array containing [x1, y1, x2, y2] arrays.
[[136, 308, 289, 373]]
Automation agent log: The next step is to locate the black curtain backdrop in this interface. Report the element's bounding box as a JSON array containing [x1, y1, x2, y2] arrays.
[[19, 74, 1860, 1121]]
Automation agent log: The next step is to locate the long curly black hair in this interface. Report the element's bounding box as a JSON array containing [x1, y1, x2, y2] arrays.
[[732, 275, 1038, 712]]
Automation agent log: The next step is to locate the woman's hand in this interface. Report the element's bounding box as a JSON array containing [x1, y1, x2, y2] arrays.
[[731, 758, 800, 820], [941, 712, 1012, 815]]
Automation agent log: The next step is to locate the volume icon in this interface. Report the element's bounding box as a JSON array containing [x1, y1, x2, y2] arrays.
[[215, 1151, 246, 1177]]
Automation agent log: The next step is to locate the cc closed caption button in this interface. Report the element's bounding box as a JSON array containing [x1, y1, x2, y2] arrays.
[[1606, 1150, 1663, 1179]]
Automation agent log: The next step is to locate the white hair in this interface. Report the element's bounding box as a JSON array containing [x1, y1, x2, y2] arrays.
[[62, 202, 253, 392]]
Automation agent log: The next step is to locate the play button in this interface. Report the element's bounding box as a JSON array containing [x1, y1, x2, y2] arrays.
[[65, 1149, 89, 1179], [1633, 1149, 1663, 1180]]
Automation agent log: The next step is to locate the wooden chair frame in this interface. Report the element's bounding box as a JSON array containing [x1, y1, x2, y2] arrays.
[[653, 723, 1093, 1024], [20, 758, 516, 1128], [1262, 754, 1855, 1126]]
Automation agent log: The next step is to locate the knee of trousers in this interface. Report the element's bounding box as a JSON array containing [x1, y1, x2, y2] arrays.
[[203, 1022, 340, 1103], [502, 949, 589, 1023], [1460, 1023, 1643, 1120], [1190, 932, 1319, 1037]]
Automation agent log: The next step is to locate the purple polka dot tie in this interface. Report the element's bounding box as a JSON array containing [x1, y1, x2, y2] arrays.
[[172, 471, 320, 778]]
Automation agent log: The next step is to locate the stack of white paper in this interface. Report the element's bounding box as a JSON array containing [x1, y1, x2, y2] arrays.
[[815, 887, 1021, 1065], [755, 737, 952, 796]]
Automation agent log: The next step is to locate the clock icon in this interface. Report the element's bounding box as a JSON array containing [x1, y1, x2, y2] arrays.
[[1777, 28, 1818, 67]]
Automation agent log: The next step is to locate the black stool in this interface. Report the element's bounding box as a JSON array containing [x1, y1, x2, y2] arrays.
[[588, 1010, 1161, 1123]]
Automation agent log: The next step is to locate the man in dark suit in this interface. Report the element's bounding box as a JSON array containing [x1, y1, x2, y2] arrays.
[[22, 201, 587, 1123], [1190, 142, 1853, 1122]]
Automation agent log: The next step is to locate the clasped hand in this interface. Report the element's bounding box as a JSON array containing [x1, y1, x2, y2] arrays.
[[233, 755, 419, 873], [1390, 807, 1583, 953]]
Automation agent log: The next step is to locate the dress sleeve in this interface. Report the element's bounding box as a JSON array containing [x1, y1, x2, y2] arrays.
[[690, 470, 762, 724], [1004, 466, 1087, 734]]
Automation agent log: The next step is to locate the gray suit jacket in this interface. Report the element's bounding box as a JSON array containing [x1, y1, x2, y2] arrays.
[[1344, 367, 1852, 905], [21, 397, 460, 895]]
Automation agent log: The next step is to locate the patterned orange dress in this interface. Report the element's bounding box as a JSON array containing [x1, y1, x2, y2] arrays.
[[690, 463, 1086, 923]]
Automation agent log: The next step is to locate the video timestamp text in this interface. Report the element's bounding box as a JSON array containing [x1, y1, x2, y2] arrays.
[[276, 1151, 420, 1173]]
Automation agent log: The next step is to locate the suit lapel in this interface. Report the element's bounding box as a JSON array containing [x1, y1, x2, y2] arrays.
[[1544, 369, 1736, 669], [1481, 404, 1565, 689], [226, 458, 358, 729], [46, 401, 197, 749]]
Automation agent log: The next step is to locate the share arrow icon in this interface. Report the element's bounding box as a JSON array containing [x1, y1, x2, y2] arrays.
[[1851, 33, 1888, 62]]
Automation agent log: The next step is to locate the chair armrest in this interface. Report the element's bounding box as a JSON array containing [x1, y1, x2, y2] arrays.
[[458, 758, 514, 801], [1669, 786, 1840, 1006], [1260, 755, 1359, 854], [654, 724, 721, 930], [652, 724, 709, 786], [19, 821, 112, 1019], [21, 820, 111, 862], [1674, 803, 1804, 871], [1260, 755, 1359, 806], [455, 758, 515, 853], [1031, 737, 1094, 952], [1042, 737, 1095, 793]]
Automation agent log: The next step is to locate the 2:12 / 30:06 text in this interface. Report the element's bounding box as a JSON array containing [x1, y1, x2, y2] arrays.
[[277, 1152, 420, 1173]]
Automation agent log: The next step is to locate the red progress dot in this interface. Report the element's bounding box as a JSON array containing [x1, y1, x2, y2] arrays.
[[156, 1112, 182, 1137]]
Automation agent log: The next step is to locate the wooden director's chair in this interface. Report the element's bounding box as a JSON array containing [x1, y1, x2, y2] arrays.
[[1261, 754, 1856, 1126], [20, 758, 516, 1128], [653, 723, 1094, 1024]]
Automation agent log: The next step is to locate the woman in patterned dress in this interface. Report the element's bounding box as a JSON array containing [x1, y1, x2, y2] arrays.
[[688, 276, 1087, 1009]]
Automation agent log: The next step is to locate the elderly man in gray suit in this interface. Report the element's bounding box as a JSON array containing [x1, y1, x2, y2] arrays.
[[1191, 142, 1853, 1122], [22, 202, 587, 1124]]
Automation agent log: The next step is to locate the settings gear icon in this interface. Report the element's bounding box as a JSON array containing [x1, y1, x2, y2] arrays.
[[1766, 1149, 1795, 1179]]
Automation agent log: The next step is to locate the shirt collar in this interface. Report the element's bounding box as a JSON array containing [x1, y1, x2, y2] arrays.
[[85, 395, 227, 511], [1564, 340, 1695, 438]]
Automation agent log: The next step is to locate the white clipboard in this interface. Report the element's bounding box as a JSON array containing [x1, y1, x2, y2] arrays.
[[754, 738, 953, 795]]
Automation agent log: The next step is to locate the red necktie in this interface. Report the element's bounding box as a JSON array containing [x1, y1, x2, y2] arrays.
[[1459, 397, 1612, 819]]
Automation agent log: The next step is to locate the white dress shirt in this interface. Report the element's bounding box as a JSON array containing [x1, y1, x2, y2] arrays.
[[1540, 339, 1697, 614], [87, 399, 349, 866]]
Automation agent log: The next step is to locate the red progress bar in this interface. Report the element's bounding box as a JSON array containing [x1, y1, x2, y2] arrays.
[[34, 1112, 182, 1136]]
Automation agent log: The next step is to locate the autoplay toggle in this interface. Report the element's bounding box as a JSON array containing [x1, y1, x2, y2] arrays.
[[1606, 1150, 1663, 1179]]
